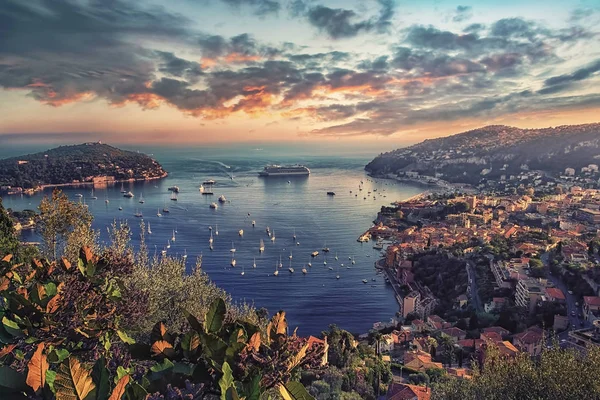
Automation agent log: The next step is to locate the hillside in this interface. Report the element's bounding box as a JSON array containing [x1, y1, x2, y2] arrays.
[[365, 123, 600, 184], [0, 142, 167, 189]]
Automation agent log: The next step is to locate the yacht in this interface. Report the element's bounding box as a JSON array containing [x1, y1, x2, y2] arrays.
[[168, 186, 180, 193], [322, 243, 330, 252], [311, 251, 319, 257], [218, 195, 227, 203], [278, 255, 283, 269], [270, 230, 275, 242], [203, 179, 216, 185], [259, 239, 265, 253], [210, 202, 218, 209], [289, 267, 294, 273], [241, 264, 245, 276], [252, 220, 256, 227], [266, 226, 270, 235], [258, 165, 310, 177], [238, 229, 244, 236], [123, 191, 134, 198], [118, 206, 123, 211], [302, 267, 307, 274], [199, 185, 205, 193], [147, 223, 152, 234], [201, 184, 214, 195], [161, 249, 167, 256], [134, 210, 143, 218], [139, 193, 145, 204], [307, 257, 312, 267], [352, 257, 356, 265], [362, 279, 368, 284]]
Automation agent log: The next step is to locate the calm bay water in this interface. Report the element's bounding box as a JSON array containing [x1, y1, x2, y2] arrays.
[[2, 144, 423, 335]]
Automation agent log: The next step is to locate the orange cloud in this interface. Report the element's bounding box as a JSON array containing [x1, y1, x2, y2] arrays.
[[42, 91, 94, 107], [224, 53, 262, 63]]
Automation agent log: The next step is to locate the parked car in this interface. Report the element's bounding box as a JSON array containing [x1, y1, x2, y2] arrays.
[[571, 311, 576, 316], [568, 290, 574, 295]]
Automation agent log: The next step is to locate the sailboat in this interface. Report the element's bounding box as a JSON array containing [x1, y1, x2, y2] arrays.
[[147, 222, 152, 234], [307, 257, 312, 267], [139, 193, 145, 204], [209, 232, 213, 245], [273, 261, 279, 276], [230, 242, 236, 253], [271, 230, 276, 242], [252, 220, 255, 227], [162, 201, 169, 213], [134, 209, 143, 218], [231, 255, 236, 267], [289, 251, 293, 260], [336, 263, 340, 279], [157, 208, 162, 217], [302, 266, 307, 274], [351, 256, 356, 265], [293, 228, 296, 240], [118, 205, 123, 211], [166, 240, 171, 249], [323, 254, 327, 266], [182, 249, 188, 260], [90, 189, 98, 200], [288, 257, 294, 273], [171, 230, 176, 242], [215, 224, 219, 235], [253, 257, 257, 268], [238, 229, 244, 236], [335, 251, 338, 261], [175, 226, 178, 234], [241, 264, 244, 275], [259, 239, 265, 253], [278, 255, 283, 269], [120, 183, 126, 193]]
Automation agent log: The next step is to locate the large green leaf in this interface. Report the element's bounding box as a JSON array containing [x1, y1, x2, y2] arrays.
[[116, 330, 136, 345], [2, 316, 24, 338], [0, 365, 27, 392], [48, 348, 71, 364], [241, 374, 261, 400], [219, 362, 234, 400], [91, 357, 110, 400], [279, 382, 315, 400], [205, 298, 226, 333], [184, 310, 203, 333], [54, 358, 95, 400]]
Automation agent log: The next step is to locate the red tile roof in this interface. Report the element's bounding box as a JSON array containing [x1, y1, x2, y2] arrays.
[[386, 383, 431, 400], [584, 296, 600, 307], [545, 287, 565, 300], [514, 327, 544, 345]]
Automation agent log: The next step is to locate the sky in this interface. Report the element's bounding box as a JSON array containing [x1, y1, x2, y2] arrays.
[[1, 0, 599, 147]]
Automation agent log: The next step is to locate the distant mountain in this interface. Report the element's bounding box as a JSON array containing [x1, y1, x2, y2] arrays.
[[0, 142, 167, 189], [365, 123, 600, 184]]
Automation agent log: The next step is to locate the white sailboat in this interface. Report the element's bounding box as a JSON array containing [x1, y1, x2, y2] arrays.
[[215, 224, 219, 235], [166, 240, 171, 249], [323, 254, 327, 266], [336, 263, 340, 279], [157, 208, 162, 217], [302, 266, 307, 274], [259, 239, 265, 253], [90, 188, 98, 200], [209, 232, 213, 245], [271, 229, 276, 242], [273, 261, 279, 276], [252, 220, 255, 227], [352, 256, 356, 265], [120, 183, 126, 193], [175, 226, 178, 234], [253, 257, 257, 268], [288, 257, 294, 273], [139, 193, 145, 204], [241, 264, 245, 276], [278, 255, 283, 269], [238, 229, 244, 237], [182, 249, 188, 260], [171, 230, 176, 242], [293, 228, 296, 240], [230, 242, 236, 253], [231, 255, 236, 267], [335, 251, 338, 261], [147, 222, 152, 235], [289, 251, 293, 260], [307, 257, 312, 267]]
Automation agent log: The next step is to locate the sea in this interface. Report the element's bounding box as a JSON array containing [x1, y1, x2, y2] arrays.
[[1, 143, 424, 335]]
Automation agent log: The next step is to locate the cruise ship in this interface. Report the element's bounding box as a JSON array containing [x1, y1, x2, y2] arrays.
[[258, 164, 310, 177]]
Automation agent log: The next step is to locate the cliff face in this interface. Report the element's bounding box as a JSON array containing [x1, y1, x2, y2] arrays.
[[365, 123, 600, 184], [0, 142, 167, 188]]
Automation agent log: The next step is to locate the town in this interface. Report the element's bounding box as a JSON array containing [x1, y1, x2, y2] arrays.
[[365, 182, 600, 399]]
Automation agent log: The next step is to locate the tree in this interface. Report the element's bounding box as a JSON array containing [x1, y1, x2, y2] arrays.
[[0, 197, 19, 257], [38, 190, 94, 260], [439, 336, 456, 367], [426, 367, 446, 383], [408, 372, 430, 386]]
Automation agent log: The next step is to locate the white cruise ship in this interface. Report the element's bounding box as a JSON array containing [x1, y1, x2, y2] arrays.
[[258, 164, 310, 177]]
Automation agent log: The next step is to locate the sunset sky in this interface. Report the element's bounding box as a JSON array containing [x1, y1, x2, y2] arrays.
[[1, 0, 599, 146]]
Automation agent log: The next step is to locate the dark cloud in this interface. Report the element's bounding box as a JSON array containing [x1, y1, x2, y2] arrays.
[[155, 51, 203, 82], [391, 47, 485, 77], [452, 5, 473, 23], [539, 59, 600, 94], [305, 0, 395, 39], [464, 23, 485, 33], [219, 0, 280, 15], [480, 53, 523, 71]]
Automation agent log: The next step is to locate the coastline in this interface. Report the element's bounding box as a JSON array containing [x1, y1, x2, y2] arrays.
[[5, 172, 168, 195]]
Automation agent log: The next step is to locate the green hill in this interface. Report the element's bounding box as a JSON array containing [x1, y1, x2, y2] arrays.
[[0, 142, 167, 189], [365, 123, 600, 184]]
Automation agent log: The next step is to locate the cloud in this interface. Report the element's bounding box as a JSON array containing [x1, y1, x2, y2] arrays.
[[305, 0, 395, 39], [452, 5, 473, 23], [218, 0, 280, 15], [539, 59, 600, 94]]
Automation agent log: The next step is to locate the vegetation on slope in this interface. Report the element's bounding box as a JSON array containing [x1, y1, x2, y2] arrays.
[[0, 143, 166, 188]]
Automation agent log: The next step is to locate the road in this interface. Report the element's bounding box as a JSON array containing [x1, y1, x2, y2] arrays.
[[541, 252, 592, 342], [466, 260, 484, 313]]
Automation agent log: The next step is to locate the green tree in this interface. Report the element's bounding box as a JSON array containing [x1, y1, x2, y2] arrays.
[[38, 190, 94, 260], [0, 197, 19, 257]]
